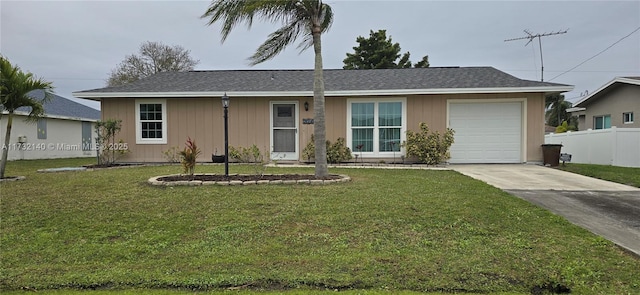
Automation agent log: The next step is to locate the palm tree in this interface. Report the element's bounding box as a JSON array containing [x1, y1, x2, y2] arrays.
[[545, 93, 573, 127], [0, 56, 54, 178], [201, 0, 333, 177]]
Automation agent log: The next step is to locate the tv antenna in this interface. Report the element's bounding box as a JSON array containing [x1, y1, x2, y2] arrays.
[[505, 29, 568, 81]]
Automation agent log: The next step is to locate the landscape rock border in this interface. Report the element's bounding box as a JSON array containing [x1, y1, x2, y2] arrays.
[[148, 173, 351, 186], [0, 176, 26, 182]]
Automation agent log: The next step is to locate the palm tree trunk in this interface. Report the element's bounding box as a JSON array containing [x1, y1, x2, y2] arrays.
[[312, 25, 328, 178], [1, 112, 15, 178]]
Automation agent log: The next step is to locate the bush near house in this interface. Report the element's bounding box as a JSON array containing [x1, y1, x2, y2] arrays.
[[228, 144, 266, 175], [94, 119, 128, 166], [303, 134, 352, 163], [403, 123, 455, 165], [162, 146, 181, 163]]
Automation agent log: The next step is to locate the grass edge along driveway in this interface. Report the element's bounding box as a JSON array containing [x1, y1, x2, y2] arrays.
[[556, 163, 640, 188], [1, 158, 639, 294]]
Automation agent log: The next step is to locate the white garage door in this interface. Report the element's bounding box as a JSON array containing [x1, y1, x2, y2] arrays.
[[449, 102, 523, 163]]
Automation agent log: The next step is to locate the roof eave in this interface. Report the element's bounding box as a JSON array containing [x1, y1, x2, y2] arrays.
[[73, 86, 574, 99], [3, 110, 99, 122], [574, 77, 640, 107], [566, 107, 586, 113]]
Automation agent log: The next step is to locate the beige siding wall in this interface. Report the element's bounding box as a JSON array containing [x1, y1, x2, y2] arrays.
[[103, 92, 546, 163], [101, 98, 137, 160], [526, 93, 546, 162], [584, 84, 639, 129], [104, 97, 299, 162]]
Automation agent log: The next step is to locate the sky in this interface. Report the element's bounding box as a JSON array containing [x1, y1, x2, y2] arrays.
[[1, 0, 639, 111]]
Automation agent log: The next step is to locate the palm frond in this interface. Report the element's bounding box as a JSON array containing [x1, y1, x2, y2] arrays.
[[22, 99, 46, 123], [0, 55, 54, 114], [202, 0, 333, 65], [318, 2, 333, 33], [249, 19, 306, 65]]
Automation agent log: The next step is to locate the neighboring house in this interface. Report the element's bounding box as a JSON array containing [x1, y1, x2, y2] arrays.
[[1, 90, 101, 160], [73, 67, 572, 164], [568, 77, 639, 131]]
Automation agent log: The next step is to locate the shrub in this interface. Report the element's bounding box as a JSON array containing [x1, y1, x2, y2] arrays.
[[403, 123, 455, 165], [555, 120, 577, 133], [302, 134, 316, 162], [228, 144, 266, 175], [179, 137, 201, 175], [327, 137, 353, 163], [162, 146, 181, 163], [95, 119, 127, 165], [303, 135, 353, 164]]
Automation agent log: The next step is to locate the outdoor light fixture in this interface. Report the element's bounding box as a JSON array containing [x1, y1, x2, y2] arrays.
[[222, 93, 230, 108], [221, 93, 230, 176], [304, 101, 309, 111]]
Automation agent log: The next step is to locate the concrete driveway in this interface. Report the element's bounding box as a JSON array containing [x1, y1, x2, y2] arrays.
[[452, 164, 640, 256]]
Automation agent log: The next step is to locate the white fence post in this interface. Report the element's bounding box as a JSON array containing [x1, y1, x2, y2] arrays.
[[611, 127, 617, 166]]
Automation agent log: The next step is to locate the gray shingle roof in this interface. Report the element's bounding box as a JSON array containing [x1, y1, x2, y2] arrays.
[[15, 90, 100, 121], [75, 67, 570, 95]]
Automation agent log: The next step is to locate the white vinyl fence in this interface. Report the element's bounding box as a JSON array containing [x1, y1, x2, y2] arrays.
[[545, 127, 640, 167]]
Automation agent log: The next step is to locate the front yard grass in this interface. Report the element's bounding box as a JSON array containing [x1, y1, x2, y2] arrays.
[[1, 158, 639, 294], [556, 163, 640, 188]]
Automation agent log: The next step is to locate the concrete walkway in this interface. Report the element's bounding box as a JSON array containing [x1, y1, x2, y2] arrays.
[[452, 164, 640, 256]]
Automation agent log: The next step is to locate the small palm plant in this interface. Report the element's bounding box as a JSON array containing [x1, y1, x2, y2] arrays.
[[179, 137, 201, 175], [1, 56, 54, 178]]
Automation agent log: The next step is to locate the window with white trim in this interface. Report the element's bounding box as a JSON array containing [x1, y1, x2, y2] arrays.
[[623, 112, 634, 124], [593, 115, 611, 130], [135, 100, 167, 144], [347, 98, 405, 156]]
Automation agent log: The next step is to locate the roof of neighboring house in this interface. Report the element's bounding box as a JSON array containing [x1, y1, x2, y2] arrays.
[[73, 67, 573, 99], [573, 76, 640, 108], [12, 90, 101, 121]]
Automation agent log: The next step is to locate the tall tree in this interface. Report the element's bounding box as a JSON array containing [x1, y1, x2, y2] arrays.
[[343, 29, 429, 69], [107, 41, 199, 87], [414, 55, 430, 68], [202, 0, 334, 177], [0, 56, 54, 178]]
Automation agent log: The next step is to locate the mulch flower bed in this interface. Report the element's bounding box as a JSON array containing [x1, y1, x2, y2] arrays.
[[159, 174, 342, 182]]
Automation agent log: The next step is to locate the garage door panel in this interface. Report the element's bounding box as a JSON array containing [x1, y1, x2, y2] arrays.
[[449, 102, 522, 164]]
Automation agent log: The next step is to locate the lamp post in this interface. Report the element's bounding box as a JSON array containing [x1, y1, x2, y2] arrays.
[[222, 93, 230, 176]]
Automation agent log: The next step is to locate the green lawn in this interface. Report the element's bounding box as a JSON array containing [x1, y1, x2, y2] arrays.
[[1, 158, 639, 294], [556, 163, 640, 188]]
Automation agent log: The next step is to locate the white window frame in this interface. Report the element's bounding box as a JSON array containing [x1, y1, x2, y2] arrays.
[[135, 99, 167, 144], [623, 112, 634, 124], [346, 98, 406, 157]]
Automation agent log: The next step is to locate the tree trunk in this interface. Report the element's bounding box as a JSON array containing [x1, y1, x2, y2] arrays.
[[1, 112, 15, 178], [312, 25, 328, 178]]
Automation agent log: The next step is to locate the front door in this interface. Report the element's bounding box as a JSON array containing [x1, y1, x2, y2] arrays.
[[270, 102, 299, 160]]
